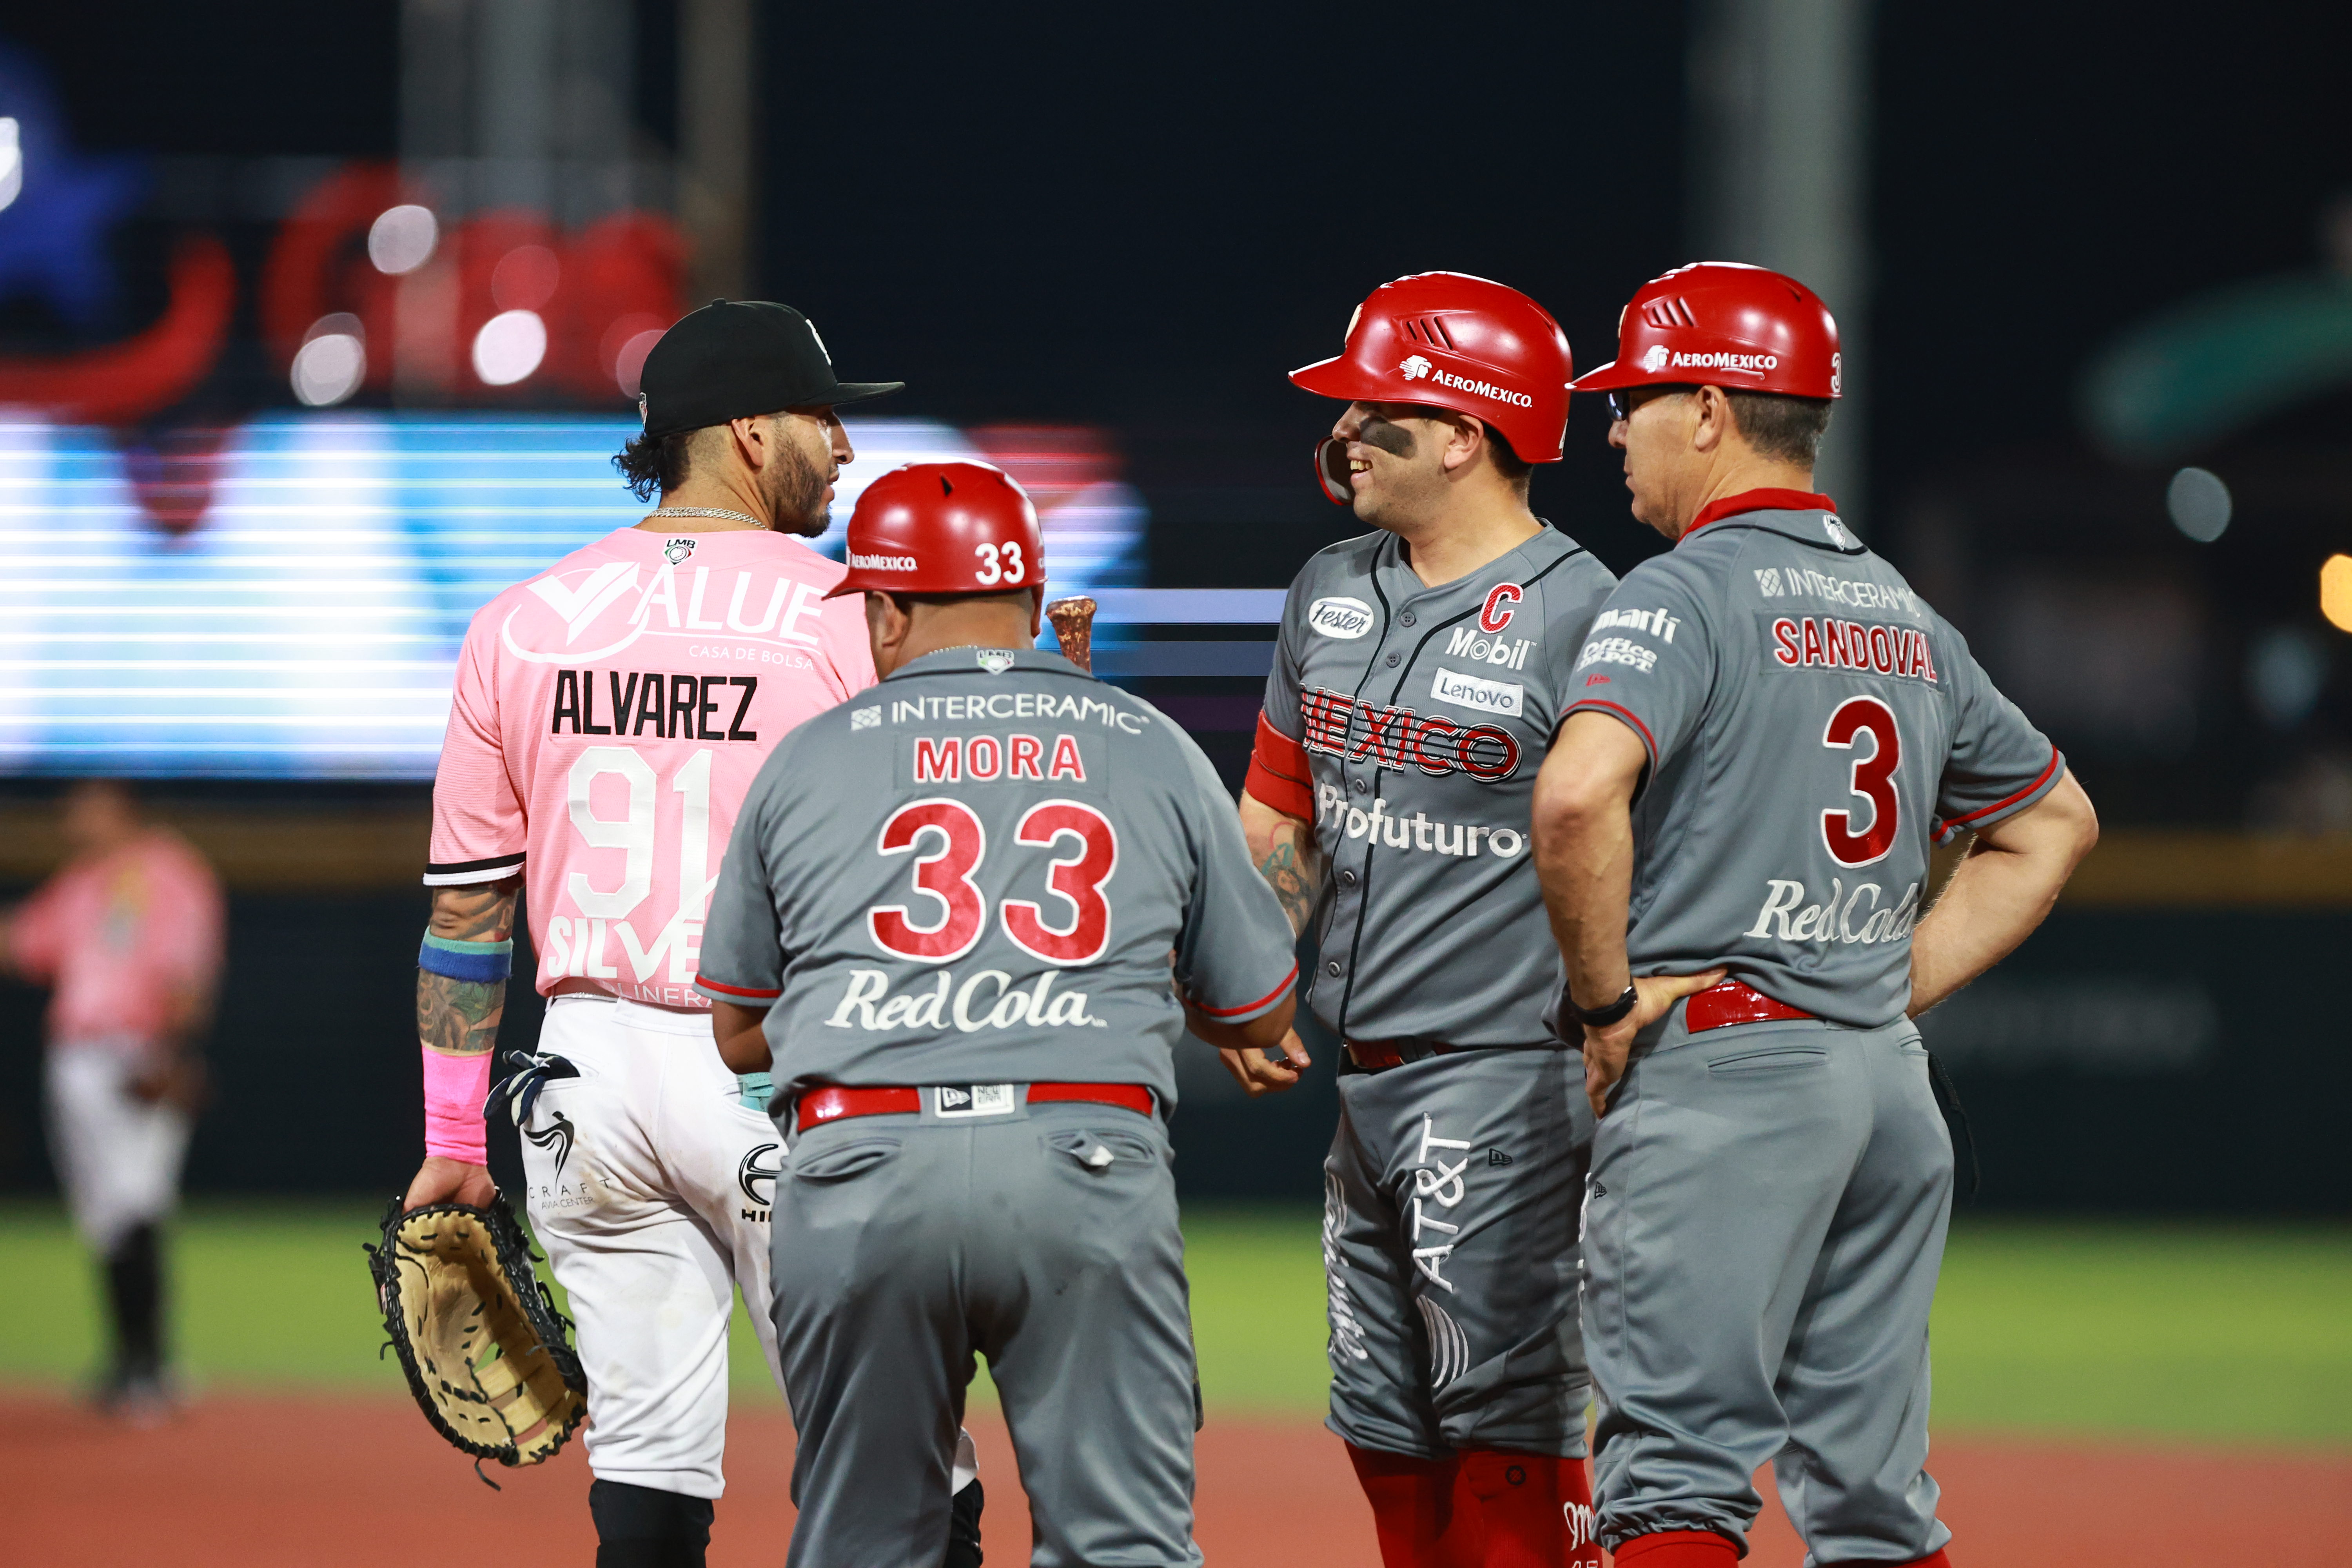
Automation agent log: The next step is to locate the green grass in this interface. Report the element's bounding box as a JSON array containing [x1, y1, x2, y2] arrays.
[[2, 1202, 2345, 1445], [1927, 1219, 2352, 1444]]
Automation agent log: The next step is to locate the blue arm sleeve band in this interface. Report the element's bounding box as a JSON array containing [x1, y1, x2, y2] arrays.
[[419, 931, 514, 983]]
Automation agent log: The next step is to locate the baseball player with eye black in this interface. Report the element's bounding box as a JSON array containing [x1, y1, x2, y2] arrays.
[[1240, 272, 1626, 1568], [695, 460, 1301, 1568], [401, 300, 983, 1568], [1532, 263, 2099, 1568]]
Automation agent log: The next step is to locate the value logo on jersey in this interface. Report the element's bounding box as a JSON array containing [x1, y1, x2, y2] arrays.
[[1308, 596, 1376, 640], [507, 562, 831, 663], [664, 537, 695, 564]]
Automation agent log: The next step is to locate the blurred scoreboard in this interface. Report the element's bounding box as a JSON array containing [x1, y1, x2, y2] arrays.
[[0, 414, 1158, 779]]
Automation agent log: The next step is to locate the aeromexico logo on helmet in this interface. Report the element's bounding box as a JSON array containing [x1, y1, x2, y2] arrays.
[[849, 551, 919, 571], [1395, 353, 1532, 408], [1646, 347, 1779, 377]]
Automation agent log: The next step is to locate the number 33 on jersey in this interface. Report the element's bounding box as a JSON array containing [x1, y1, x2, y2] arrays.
[[694, 646, 1299, 1109]]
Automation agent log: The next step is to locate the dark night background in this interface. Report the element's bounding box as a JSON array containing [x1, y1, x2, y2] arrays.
[[2, 2, 2347, 1208]]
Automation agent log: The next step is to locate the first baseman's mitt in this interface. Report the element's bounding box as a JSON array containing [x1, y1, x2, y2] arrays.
[[366, 1195, 587, 1470]]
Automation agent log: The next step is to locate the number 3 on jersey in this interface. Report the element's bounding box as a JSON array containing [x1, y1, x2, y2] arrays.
[[869, 797, 1116, 965], [1820, 696, 1900, 867]]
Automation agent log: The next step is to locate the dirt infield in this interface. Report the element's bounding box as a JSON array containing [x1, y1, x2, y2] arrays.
[[4, 1392, 2347, 1565]]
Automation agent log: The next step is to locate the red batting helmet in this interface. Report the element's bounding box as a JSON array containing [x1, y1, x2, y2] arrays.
[[1291, 272, 1574, 499], [1571, 261, 1841, 400], [825, 461, 1047, 600]]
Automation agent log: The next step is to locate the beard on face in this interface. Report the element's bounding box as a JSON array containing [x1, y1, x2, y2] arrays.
[[764, 422, 833, 537]]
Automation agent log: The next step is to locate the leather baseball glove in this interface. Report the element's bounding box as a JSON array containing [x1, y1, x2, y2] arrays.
[[366, 1195, 587, 1471]]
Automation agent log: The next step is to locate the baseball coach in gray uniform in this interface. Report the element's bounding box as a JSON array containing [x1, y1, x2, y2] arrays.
[[696, 460, 1300, 1568], [1532, 263, 2100, 1568], [1241, 272, 1633, 1568]]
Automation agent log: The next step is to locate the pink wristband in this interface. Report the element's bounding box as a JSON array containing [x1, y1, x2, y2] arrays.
[[422, 1045, 493, 1165]]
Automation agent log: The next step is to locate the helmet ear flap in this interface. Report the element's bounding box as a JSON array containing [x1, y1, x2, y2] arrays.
[[1315, 438, 1353, 505]]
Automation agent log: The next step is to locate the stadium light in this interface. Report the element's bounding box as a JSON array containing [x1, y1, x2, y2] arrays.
[[2322, 554, 2352, 633]]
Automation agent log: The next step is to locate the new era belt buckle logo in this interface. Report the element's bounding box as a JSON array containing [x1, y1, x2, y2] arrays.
[[935, 1083, 1016, 1118]]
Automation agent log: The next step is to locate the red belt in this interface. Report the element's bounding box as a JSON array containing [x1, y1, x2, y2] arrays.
[[1684, 980, 1815, 1033], [1345, 1040, 1479, 1073], [795, 1082, 1154, 1133]]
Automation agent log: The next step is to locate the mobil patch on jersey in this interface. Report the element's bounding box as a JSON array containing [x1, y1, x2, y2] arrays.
[[895, 728, 1104, 789], [1758, 613, 1943, 687]]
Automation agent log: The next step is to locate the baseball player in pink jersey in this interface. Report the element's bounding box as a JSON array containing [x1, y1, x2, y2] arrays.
[[401, 301, 981, 1568], [4, 779, 223, 1421]]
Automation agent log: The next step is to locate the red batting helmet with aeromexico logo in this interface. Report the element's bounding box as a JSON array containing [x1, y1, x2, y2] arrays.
[[825, 460, 1047, 602], [1292, 272, 1574, 503], [1571, 261, 1841, 400]]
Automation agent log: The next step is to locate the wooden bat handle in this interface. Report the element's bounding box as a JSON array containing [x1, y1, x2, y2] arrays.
[[1046, 596, 1098, 674]]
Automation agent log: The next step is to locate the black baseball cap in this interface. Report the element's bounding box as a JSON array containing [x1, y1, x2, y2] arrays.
[[636, 299, 903, 437]]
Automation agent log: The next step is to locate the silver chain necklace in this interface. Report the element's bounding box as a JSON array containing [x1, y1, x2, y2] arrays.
[[649, 506, 766, 530]]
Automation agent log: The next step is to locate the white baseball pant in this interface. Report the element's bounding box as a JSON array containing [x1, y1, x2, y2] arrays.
[[519, 995, 788, 1499], [45, 1038, 191, 1253]]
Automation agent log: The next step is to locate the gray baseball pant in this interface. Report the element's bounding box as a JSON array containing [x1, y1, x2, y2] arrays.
[[1323, 1046, 1593, 1459], [1583, 1009, 1955, 1564], [771, 1091, 1200, 1568]]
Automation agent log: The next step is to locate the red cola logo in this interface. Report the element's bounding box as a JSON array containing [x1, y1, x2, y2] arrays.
[[1299, 686, 1521, 781]]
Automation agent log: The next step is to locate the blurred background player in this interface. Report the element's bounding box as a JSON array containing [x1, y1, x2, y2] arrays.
[[3, 779, 223, 1421], [697, 460, 1301, 1568], [399, 301, 980, 1568], [1241, 273, 1621, 1567], [1533, 263, 2100, 1567]]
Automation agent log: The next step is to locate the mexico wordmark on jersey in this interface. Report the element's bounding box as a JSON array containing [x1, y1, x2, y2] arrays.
[[1248, 523, 1617, 1046], [1561, 489, 2065, 1028], [425, 527, 876, 1008], [695, 648, 1298, 1111]]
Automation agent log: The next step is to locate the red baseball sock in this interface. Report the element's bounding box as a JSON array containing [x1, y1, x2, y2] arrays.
[[1457, 1450, 1601, 1567], [1612, 1528, 1741, 1567], [1347, 1443, 1483, 1568]]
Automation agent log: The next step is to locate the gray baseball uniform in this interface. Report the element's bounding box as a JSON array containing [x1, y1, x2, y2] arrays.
[[697, 646, 1297, 1568], [1255, 523, 1617, 1467], [1558, 491, 2064, 1562]]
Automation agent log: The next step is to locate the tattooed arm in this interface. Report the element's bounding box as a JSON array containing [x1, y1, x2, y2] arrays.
[[403, 877, 520, 1210], [1240, 789, 1323, 938], [1216, 790, 1320, 1097], [416, 878, 519, 1058]]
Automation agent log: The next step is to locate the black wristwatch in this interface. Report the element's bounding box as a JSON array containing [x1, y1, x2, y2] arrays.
[[1564, 983, 1638, 1029]]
